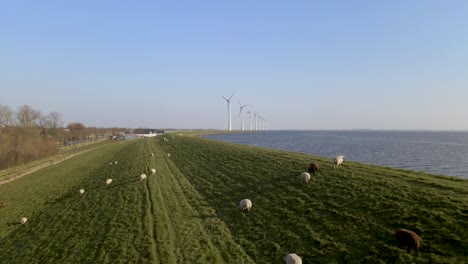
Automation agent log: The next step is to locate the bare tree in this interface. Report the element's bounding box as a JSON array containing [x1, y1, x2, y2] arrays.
[[0, 103, 125, 169], [0, 104, 13, 133], [67, 122, 86, 141], [16, 105, 41, 127], [48, 112, 62, 131], [0, 105, 14, 166], [39, 111, 63, 137]]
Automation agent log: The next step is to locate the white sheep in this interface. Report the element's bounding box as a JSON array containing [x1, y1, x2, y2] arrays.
[[151, 168, 156, 174], [105, 179, 113, 185], [115, 161, 118, 164], [300, 172, 311, 184], [110, 162, 112, 165], [140, 174, 147, 181], [167, 153, 171, 157], [239, 199, 252, 212], [20, 217, 27, 224], [334, 155, 344, 168], [79, 189, 85, 195], [151, 153, 154, 157], [286, 253, 302, 264]]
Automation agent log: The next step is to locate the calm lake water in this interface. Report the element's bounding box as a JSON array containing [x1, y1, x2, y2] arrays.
[[204, 131, 468, 179]]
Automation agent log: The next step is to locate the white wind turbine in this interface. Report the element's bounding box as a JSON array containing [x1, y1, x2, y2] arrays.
[[239, 103, 248, 131], [254, 112, 258, 131], [258, 115, 262, 131], [222, 92, 235, 131], [247, 110, 252, 131]]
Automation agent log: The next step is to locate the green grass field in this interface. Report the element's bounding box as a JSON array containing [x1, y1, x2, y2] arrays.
[[0, 135, 467, 263], [0, 139, 112, 183]]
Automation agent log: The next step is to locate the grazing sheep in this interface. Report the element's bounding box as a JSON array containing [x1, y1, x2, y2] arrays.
[[110, 162, 112, 165], [151, 153, 154, 157], [307, 162, 320, 173], [79, 189, 85, 195], [151, 168, 156, 174], [105, 179, 113, 185], [300, 172, 311, 184], [239, 199, 252, 212], [286, 253, 302, 264], [20, 217, 27, 224], [395, 228, 421, 254], [167, 153, 171, 157], [115, 161, 118, 164], [334, 155, 344, 168], [140, 174, 147, 181], [0, 202, 6, 207]]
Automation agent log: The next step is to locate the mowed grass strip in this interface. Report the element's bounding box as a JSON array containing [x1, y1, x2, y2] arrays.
[[0, 140, 158, 263], [0, 140, 130, 237], [146, 139, 255, 263], [0, 137, 256, 263], [158, 135, 468, 263]]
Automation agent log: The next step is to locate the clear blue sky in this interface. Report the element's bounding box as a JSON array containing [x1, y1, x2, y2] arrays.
[[1, 1, 468, 130]]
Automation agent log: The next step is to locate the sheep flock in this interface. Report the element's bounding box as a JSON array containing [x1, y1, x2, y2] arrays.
[[9, 133, 424, 263]]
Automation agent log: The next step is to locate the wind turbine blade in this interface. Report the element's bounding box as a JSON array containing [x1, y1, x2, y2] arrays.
[[222, 96, 228, 101], [228, 91, 235, 100]]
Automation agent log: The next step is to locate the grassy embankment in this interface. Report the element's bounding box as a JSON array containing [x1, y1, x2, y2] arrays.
[[0, 139, 111, 183], [0, 135, 467, 263]]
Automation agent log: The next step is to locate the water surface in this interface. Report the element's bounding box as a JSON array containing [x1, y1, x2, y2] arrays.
[[205, 131, 468, 178]]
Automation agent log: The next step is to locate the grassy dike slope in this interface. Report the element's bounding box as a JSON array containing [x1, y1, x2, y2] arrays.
[[159, 135, 468, 263], [0, 135, 467, 263], [0, 138, 253, 263]]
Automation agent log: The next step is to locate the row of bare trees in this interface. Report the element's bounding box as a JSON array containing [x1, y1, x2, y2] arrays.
[[0, 104, 125, 170]]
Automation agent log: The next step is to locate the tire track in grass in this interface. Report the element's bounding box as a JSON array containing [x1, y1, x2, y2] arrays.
[[150, 138, 255, 263], [165, 158, 256, 264], [144, 141, 178, 263], [141, 141, 159, 263], [149, 164, 178, 263], [155, 155, 223, 263]]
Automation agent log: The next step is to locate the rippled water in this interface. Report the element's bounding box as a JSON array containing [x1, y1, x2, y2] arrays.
[[204, 131, 468, 179]]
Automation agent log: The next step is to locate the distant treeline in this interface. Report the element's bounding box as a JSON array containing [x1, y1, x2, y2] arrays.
[[0, 104, 127, 170]]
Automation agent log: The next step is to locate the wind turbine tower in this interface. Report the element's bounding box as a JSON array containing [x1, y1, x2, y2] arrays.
[[222, 92, 235, 131], [254, 113, 258, 131], [239, 104, 248, 131], [247, 110, 252, 131]]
